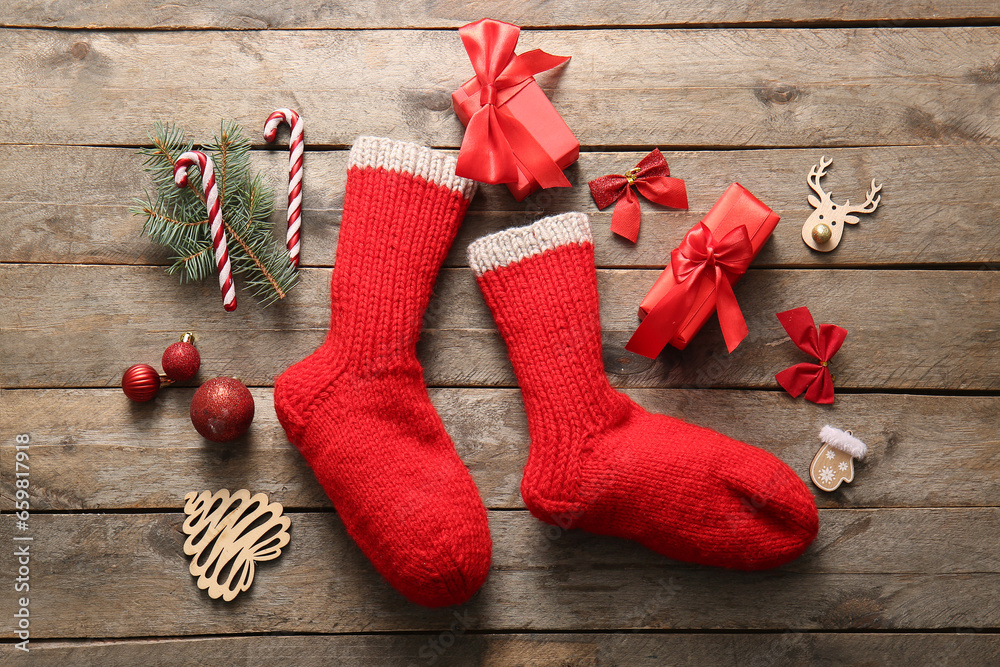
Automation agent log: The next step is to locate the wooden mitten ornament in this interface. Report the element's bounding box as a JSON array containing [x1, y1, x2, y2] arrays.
[[802, 156, 882, 251], [810, 425, 868, 492], [181, 489, 291, 601]]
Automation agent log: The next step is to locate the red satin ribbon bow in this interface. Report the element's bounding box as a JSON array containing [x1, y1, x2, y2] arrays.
[[588, 149, 689, 242], [774, 307, 848, 405], [626, 222, 754, 358], [454, 19, 571, 188]]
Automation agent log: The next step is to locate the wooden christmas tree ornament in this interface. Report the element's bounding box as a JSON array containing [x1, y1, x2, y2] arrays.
[[181, 489, 291, 601], [802, 156, 882, 252], [810, 425, 868, 492]]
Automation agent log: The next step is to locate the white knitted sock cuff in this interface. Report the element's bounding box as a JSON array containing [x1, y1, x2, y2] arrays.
[[348, 136, 477, 200], [467, 212, 593, 276]]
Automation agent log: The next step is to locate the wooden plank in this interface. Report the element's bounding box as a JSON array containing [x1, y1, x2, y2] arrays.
[[2, 509, 999, 638], [4, 144, 1000, 268], [3, 28, 1000, 147], [2, 265, 997, 390], [5, 632, 998, 666], [1, 388, 997, 511], [4, 1, 1000, 30]]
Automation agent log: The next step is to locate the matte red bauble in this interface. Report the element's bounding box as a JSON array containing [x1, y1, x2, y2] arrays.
[[190, 377, 255, 442], [162, 332, 201, 382], [122, 363, 161, 402]]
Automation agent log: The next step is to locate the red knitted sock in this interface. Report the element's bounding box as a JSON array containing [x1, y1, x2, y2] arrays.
[[274, 137, 491, 606], [468, 213, 818, 569]]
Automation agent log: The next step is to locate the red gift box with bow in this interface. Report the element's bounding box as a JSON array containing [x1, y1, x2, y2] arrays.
[[452, 18, 579, 201], [626, 183, 780, 358]]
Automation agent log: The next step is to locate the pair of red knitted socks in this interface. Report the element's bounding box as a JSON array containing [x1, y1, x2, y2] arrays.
[[274, 137, 818, 608]]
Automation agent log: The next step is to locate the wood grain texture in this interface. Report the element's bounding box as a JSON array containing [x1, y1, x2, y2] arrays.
[[2, 509, 999, 638], [4, 1, 1000, 30], [2, 265, 997, 390], [2, 5, 998, 655], [2, 28, 1000, 148], [1, 389, 997, 511], [4, 144, 1000, 268], [4, 632, 997, 666]]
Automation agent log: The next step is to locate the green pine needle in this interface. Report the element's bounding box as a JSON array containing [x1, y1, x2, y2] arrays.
[[131, 121, 297, 308]]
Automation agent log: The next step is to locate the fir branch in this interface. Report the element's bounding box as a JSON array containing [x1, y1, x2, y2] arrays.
[[205, 122, 288, 300], [222, 219, 286, 301], [179, 246, 212, 264], [138, 207, 208, 227], [147, 122, 204, 204], [133, 121, 297, 307]]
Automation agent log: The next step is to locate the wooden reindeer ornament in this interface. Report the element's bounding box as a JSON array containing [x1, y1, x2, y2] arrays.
[[802, 156, 882, 251]]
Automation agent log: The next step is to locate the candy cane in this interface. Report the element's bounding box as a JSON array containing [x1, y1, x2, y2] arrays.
[[174, 151, 237, 312], [264, 108, 304, 268]]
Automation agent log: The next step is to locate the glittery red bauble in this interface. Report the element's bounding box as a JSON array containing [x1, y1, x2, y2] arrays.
[[162, 341, 201, 381], [122, 363, 161, 402], [190, 377, 255, 442]]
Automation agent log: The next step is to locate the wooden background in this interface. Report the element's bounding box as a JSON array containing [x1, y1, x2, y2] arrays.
[[2, 2, 999, 665]]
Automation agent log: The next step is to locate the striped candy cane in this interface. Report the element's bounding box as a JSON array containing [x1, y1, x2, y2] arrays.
[[174, 151, 237, 312], [264, 108, 304, 268]]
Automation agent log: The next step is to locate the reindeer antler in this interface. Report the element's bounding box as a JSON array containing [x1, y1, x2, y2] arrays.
[[807, 156, 834, 203], [842, 179, 882, 216]]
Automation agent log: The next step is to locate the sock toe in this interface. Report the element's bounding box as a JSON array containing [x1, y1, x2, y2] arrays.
[[718, 444, 820, 569], [353, 479, 492, 607], [391, 525, 493, 607]]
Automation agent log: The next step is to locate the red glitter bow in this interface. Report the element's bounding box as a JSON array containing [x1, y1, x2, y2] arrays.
[[454, 19, 571, 187], [775, 307, 848, 405], [588, 149, 688, 242], [626, 221, 753, 357]]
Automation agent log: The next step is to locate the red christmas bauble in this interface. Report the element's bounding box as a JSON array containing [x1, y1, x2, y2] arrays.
[[162, 340, 200, 382], [122, 363, 161, 402], [190, 377, 255, 442]]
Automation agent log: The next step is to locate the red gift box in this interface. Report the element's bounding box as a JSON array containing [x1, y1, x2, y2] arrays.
[[451, 18, 579, 201], [627, 183, 780, 357], [453, 79, 578, 200]]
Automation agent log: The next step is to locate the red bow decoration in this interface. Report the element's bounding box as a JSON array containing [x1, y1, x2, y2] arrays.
[[454, 19, 571, 188], [588, 149, 689, 242], [775, 307, 848, 405], [626, 222, 754, 357]]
